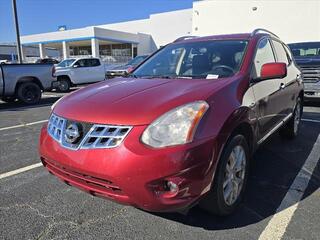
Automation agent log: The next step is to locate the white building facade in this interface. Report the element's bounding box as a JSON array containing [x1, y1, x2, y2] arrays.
[[20, 0, 320, 63]]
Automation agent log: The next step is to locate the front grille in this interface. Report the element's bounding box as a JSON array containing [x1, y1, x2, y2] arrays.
[[47, 113, 132, 150], [299, 66, 320, 83]]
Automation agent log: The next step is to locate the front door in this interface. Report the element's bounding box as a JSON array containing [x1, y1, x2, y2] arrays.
[[72, 59, 90, 84], [251, 38, 286, 140]]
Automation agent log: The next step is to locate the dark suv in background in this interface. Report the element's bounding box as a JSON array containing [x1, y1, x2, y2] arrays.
[[289, 42, 320, 101]]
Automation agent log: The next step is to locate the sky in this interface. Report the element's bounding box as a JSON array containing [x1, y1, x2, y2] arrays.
[[0, 0, 194, 43]]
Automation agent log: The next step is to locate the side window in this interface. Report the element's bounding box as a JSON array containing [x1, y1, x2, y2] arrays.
[[272, 40, 289, 65], [90, 59, 101, 67], [283, 44, 293, 65], [83, 59, 92, 67], [252, 38, 275, 78], [75, 59, 86, 67]]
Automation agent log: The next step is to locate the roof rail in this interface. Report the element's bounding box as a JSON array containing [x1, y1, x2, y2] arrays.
[[251, 28, 279, 38], [174, 36, 198, 42]]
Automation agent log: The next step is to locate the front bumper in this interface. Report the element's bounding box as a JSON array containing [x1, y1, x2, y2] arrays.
[[304, 82, 320, 101], [39, 124, 217, 212]]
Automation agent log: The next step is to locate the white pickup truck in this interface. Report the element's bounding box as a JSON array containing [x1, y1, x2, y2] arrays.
[[55, 57, 106, 92]]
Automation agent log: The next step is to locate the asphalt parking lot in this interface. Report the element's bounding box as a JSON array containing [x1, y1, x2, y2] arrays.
[[0, 91, 319, 240]]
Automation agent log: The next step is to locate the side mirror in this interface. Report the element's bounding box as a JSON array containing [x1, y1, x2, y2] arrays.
[[127, 66, 134, 74], [260, 62, 287, 80], [73, 64, 79, 68]]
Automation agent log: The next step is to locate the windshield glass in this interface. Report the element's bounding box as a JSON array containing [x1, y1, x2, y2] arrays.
[[133, 40, 248, 79], [57, 59, 76, 67], [288, 42, 320, 57], [127, 55, 148, 66]]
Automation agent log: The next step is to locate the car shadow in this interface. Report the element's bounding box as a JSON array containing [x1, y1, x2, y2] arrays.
[[0, 87, 83, 111], [0, 96, 60, 111], [304, 101, 320, 108], [150, 109, 320, 230]]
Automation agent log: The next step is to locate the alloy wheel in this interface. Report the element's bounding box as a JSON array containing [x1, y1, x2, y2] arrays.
[[223, 145, 247, 206], [294, 101, 301, 134]]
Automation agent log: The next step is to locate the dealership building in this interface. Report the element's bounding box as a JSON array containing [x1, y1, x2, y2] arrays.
[[20, 0, 320, 63]]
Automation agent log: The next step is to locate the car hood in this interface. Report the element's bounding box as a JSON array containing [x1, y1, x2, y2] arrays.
[[55, 66, 71, 71], [108, 65, 130, 71], [53, 77, 228, 125]]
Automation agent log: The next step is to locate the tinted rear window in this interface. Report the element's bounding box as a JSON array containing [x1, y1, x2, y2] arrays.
[[288, 42, 320, 57]]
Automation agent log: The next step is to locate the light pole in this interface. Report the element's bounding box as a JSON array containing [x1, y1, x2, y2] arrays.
[[12, 0, 23, 63]]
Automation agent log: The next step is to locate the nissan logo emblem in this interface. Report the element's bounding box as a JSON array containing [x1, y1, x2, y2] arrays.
[[64, 122, 82, 144]]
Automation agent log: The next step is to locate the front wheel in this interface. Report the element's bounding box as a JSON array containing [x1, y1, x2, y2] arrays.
[[57, 77, 71, 92], [280, 98, 302, 139], [200, 135, 250, 216]]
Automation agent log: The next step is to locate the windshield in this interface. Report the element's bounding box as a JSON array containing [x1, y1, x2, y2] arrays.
[[288, 42, 320, 57], [133, 40, 248, 79], [127, 55, 148, 66], [57, 59, 76, 67]]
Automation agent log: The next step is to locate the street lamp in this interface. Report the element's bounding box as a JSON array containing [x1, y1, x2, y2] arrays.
[[12, 0, 23, 63]]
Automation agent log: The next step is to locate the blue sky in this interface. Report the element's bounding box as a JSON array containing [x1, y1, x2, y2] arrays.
[[0, 0, 194, 43]]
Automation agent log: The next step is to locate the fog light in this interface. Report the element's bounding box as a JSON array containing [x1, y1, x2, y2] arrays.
[[150, 178, 182, 198], [166, 181, 179, 194]]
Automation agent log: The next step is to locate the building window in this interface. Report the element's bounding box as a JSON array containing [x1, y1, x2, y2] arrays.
[[69, 46, 92, 56]]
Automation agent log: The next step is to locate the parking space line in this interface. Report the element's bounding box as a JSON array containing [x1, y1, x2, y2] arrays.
[[258, 134, 320, 240], [0, 163, 42, 180], [302, 118, 320, 123], [0, 120, 48, 131]]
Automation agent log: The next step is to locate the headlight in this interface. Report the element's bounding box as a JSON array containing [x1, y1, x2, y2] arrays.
[[141, 101, 209, 148]]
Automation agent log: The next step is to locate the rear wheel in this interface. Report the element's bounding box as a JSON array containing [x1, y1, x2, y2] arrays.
[[280, 98, 302, 139], [57, 77, 71, 92], [17, 82, 42, 105], [200, 135, 250, 215]]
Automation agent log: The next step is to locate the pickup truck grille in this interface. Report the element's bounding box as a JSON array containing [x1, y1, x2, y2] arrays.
[[299, 66, 320, 83], [47, 113, 132, 150]]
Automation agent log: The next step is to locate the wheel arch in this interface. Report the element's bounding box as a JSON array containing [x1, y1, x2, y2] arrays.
[[217, 106, 256, 158], [57, 75, 72, 83], [15, 76, 44, 93]]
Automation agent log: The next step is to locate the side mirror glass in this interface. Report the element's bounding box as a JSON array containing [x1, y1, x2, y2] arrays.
[[260, 62, 287, 80]]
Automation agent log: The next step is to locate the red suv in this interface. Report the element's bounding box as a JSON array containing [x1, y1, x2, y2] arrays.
[[39, 29, 303, 215]]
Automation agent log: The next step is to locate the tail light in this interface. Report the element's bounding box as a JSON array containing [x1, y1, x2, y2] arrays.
[[52, 66, 56, 77]]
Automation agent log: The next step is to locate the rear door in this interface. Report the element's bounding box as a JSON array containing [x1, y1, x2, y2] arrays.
[[251, 38, 285, 139], [271, 39, 297, 117], [280, 42, 301, 112]]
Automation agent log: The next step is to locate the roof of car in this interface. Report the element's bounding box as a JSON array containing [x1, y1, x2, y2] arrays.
[[64, 57, 100, 61], [173, 32, 277, 44]]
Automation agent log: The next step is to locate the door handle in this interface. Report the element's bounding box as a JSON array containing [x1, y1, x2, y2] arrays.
[[249, 102, 256, 108], [280, 83, 286, 90]]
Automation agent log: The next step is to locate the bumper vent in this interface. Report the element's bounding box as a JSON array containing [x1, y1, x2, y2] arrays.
[[47, 113, 132, 150]]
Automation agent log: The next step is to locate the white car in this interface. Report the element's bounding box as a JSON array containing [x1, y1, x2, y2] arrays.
[[55, 57, 106, 92]]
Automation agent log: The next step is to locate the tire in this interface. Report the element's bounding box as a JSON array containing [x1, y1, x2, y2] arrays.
[[57, 77, 71, 92], [1, 97, 16, 103], [280, 98, 302, 139], [200, 135, 250, 216], [17, 82, 42, 105]]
